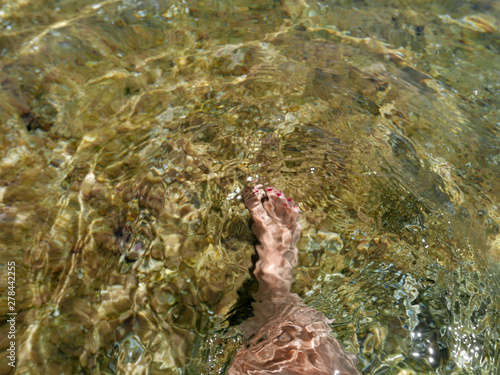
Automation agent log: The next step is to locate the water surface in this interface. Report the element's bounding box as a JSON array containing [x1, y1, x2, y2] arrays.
[[0, 0, 499, 374]]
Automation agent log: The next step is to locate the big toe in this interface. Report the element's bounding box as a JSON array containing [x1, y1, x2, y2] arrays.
[[243, 185, 269, 221]]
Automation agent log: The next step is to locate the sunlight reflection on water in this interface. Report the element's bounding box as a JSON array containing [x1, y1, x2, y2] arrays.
[[0, 0, 499, 374]]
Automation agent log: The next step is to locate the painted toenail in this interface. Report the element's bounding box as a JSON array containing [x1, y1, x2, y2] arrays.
[[287, 198, 292, 201], [267, 188, 273, 191], [277, 193, 282, 197]]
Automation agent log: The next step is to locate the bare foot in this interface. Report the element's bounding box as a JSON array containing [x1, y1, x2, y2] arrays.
[[243, 186, 302, 296], [227, 186, 360, 375], [243, 185, 301, 232]]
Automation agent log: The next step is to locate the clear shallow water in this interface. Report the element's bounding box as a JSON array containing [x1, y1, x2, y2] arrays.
[[0, 0, 499, 374]]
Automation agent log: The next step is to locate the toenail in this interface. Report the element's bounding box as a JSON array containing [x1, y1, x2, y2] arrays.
[[287, 198, 292, 201], [267, 188, 273, 191], [277, 193, 282, 197]]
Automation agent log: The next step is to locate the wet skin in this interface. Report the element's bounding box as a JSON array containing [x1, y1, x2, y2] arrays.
[[227, 187, 360, 375]]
